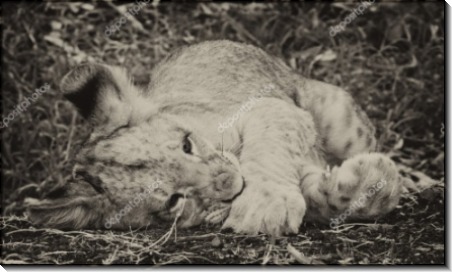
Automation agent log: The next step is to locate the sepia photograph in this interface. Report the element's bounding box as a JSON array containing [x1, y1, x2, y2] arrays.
[[1, 0, 446, 267]]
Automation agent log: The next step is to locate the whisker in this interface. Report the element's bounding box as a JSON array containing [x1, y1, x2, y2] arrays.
[[221, 133, 224, 156], [226, 141, 245, 155]]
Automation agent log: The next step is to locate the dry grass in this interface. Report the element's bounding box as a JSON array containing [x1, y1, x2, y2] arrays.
[[1, 1, 445, 265]]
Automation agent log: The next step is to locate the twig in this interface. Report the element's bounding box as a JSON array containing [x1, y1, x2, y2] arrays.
[[64, 111, 77, 161], [176, 233, 219, 242], [223, 13, 262, 47], [105, 2, 146, 33], [261, 243, 273, 265], [287, 244, 313, 264], [149, 192, 187, 248]]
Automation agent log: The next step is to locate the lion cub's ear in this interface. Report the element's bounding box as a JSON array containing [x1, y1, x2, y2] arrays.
[[60, 63, 154, 130]]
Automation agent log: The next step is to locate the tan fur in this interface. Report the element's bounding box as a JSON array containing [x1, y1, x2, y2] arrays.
[[26, 40, 403, 235]]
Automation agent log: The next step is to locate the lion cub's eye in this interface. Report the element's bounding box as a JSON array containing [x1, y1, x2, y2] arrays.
[[182, 134, 193, 154]]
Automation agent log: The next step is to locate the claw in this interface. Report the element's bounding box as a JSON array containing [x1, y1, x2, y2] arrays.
[[323, 165, 331, 179]]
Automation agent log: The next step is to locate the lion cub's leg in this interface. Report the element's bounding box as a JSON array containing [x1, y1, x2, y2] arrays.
[[291, 79, 403, 222], [222, 98, 317, 236], [296, 78, 377, 162], [301, 153, 402, 225]]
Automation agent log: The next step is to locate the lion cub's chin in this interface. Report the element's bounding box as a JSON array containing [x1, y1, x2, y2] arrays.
[[160, 198, 232, 228]]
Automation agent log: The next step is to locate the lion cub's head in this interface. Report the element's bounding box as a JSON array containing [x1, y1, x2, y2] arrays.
[[26, 64, 244, 230]]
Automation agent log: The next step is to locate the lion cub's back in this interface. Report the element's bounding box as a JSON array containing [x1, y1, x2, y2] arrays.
[[148, 40, 300, 107]]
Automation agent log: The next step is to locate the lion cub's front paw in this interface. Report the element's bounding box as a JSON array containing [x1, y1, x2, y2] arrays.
[[222, 184, 306, 236], [323, 153, 402, 221]]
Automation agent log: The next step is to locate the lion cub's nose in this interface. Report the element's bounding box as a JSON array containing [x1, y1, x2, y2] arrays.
[[214, 173, 233, 191]]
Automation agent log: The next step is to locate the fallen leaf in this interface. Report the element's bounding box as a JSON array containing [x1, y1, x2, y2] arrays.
[[50, 21, 62, 30], [295, 45, 322, 61], [314, 49, 337, 62], [81, 3, 95, 11], [394, 138, 404, 150], [211, 236, 222, 248], [287, 244, 324, 264]]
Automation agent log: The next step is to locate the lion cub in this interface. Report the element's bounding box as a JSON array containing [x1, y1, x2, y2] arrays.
[[26, 40, 402, 236]]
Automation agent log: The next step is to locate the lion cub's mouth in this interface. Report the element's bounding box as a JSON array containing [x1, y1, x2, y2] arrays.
[[73, 168, 106, 194], [221, 177, 246, 203]]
